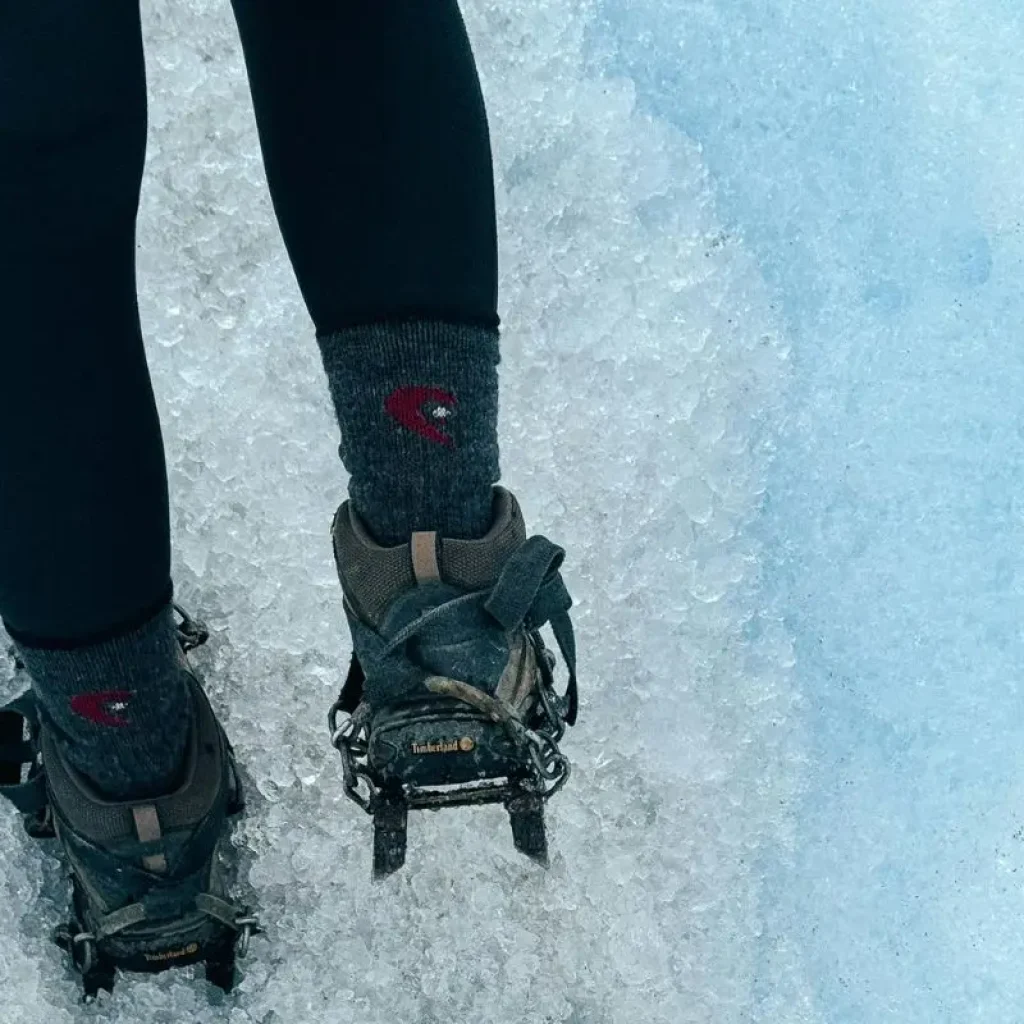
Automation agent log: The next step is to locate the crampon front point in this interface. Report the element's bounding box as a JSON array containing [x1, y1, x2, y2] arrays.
[[329, 631, 574, 879]]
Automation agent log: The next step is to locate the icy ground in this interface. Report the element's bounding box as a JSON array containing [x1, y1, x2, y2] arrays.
[[2, 0, 1022, 1020]]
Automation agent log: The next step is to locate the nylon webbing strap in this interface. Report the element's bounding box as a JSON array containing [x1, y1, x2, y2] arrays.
[[484, 536, 566, 631], [132, 805, 168, 874], [196, 892, 241, 929], [95, 902, 147, 940], [350, 533, 580, 725], [425, 675, 519, 722], [411, 531, 441, 583], [485, 537, 578, 726]]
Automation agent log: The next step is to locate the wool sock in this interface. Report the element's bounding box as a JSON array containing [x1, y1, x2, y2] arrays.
[[317, 319, 501, 545], [9, 600, 192, 801]]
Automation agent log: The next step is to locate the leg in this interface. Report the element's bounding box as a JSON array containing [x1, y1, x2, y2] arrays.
[[228, 0, 499, 331], [229, 0, 502, 544], [230, 0, 579, 874], [0, 0, 188, 799], [0, 12, 256, 986]]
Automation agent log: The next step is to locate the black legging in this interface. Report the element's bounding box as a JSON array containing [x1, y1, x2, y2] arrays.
[[0, 0, 499, 646]]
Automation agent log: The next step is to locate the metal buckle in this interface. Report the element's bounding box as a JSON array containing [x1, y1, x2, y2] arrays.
[[54, 924, 97, 978], [328, 701, 376, 813], [234, 914, 261, 958]]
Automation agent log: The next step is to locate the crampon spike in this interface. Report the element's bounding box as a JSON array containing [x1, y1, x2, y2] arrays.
[[204, 935, 238, 993], [372, 797, 408, 880], [507, 793, 549, 867], [81, 959, 116, 1002]]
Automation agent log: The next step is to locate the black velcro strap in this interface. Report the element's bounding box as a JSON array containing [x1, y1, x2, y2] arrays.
[[549, 613, 579, 727], [485, 536, 566, 632]]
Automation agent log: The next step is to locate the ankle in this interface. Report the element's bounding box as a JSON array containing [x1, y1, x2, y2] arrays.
[[317, 318, 501, 545], [11, 600, 192, 801]]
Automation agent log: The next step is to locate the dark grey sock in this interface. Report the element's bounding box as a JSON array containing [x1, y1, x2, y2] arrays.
[[317, 320, 501, 545], [11, 601, 192, 801]]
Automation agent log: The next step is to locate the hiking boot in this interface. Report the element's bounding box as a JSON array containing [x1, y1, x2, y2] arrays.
[[327, 486, 579, 878], [0, 606, 258, 1000]]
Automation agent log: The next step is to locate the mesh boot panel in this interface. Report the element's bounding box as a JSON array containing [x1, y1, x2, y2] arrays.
[[331, 507, 416, 628], [441, 489, 526, 590], [332, 486, 526, 630]]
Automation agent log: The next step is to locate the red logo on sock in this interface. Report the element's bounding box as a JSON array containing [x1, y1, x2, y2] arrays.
[[69, 690, 134, 728], [384, 386, 457, 447]]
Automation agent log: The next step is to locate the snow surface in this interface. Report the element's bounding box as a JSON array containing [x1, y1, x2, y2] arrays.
[[2, 0, 1022, 1019]]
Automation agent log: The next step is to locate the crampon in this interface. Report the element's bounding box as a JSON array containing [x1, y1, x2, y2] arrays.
[[329, 627, 576, 879]]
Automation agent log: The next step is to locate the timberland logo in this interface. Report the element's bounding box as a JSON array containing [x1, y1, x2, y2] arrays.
[[143, 942, 199, 963], [411, 737, 476, 755]]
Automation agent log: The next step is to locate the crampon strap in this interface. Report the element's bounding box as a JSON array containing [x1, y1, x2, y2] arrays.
[[363, 534, 578, 725], [484, 535, 578, 726]]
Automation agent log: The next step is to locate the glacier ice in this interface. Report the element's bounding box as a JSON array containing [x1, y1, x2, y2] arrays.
[[4, 0, 1020, 1019]]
